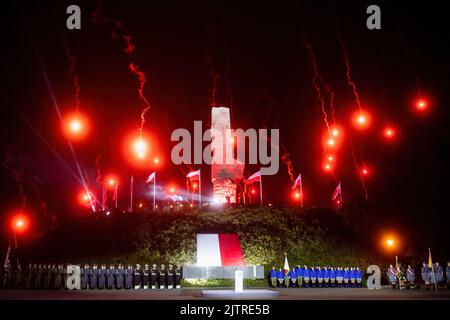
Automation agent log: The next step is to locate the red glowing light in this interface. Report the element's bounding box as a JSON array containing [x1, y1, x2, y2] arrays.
[[10, 214, 30, 233], [169, 187, 175, 193], [78, 190, 93, 206], [294, 192, 301, 200], [327, 138, 336, 147], [361, 168, 369, 176], [132, 136, 149, 160], [63, 112, 90, 141], [323, 162, 333, 172], [327, 155, 335, 162], [352, 110, 371, 130], [104, 175, 118, 189], [415, 98, 428, 111], [251, 189, 256, 194], [153, 157, 160, 164], [192, 183, 198, 190], [383, 127, 396, 140]]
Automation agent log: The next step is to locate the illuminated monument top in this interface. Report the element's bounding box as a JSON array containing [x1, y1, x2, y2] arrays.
[[211, 107, 244, 203]]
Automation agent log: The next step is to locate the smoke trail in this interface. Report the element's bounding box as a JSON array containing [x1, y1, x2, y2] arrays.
[[95, 154, 103, 183], [333, 9, 362, 111], [91, 6, 151, 136], [304, 41, 330, 134], [280, 149, 295, 183], [63, 36, 81, 112], [323, 84, 336, 127]]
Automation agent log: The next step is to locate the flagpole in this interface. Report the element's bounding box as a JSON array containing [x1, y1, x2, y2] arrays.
[[130, 175, 134, 212], [199, 170, 202, 204], [102, 185, 105, 210], [299, 174, 303, 208], [153, 173, 156, 209], [429, 247, 438, 292], [259, 173, 263, 206], [115, 181, 118, 209]]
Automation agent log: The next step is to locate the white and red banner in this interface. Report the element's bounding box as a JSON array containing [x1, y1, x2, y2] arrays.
[[146, 172, 155, 184], [292, 174, 302, 190], [186, 170, 200, 178], [332, 182, 341, 200], [245, 170, 261, 184], [196, 233, 244, 267]]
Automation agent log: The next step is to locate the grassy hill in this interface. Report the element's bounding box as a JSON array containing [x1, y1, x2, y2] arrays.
[[19, 206, 377, 270]]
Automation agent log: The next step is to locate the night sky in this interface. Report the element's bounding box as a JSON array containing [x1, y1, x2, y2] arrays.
[[1, 1, 449, 253]]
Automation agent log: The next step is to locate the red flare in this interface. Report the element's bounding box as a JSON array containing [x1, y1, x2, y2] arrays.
[[352, 110, 372, 130], [63, 111, 90, 141], [10, 213, 30, 233]]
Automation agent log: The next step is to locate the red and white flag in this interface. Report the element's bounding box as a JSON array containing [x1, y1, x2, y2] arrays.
[[332, 182, 341, 200], [197, 234, 244, 267], [186, 169, 200, 178], [146, 172, 155, 184], [292, 174, 302, 190], [283, 254, 290, 275], [245, 170, 261, 184]]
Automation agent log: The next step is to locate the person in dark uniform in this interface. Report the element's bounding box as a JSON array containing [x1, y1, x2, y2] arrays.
[[406, 265, 415, 289], [106, 264, 115, 289], [167, 264, 175, 289], [303, 266, 310, 288], [51, 264, 59, 289], [133, 264, 143, 289], [142, 264, 150, 289], [89, 264, 98, 289], [33, 264, 42, 289], [329, 267, 337, 287], [446, 262, 450, 288], [159, 264, 166, 289], [0, 265, 4, 289], [24, 263, 33, 289], [317, 267, 324, 288], [81, 264, 89, 290], [98, 264, 106, 289], [276, 268, 284, 287], [269, 266, 277, 288], [175, 265, 182, 289], [115, 264, 125, 289], [43, 264, 52, 289], [14, 263, 24, 289], [150, 264, 158, 289], [356, 267, 363, 288], [125, 264, 133, 289], [421, 262, 430, 288]]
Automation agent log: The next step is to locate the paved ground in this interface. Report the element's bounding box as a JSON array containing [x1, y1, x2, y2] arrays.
[[1, 287, 450, 300]]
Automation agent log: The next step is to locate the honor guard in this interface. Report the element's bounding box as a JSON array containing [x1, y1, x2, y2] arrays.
[[317, 267, 324, 288], [323, 267, 330, 288], [167, 264, 175, 289], [421, 262, 430, 287], [150, 264, 158, 289], [133, 264, 143, 289], [43, 264, 51, 289], [288, 268, 297, 287], [0, 265, 4, 289], [303, 266, 310, 288], [343, 267, 351, 288], [276, 268, 284, 287], [106, 265, 115, 289], [14, 264, 24, 289], [3, 263, 12, 289], [283, 268, 290, 288], [97, 264, 106, 289], [336, 267, 344, 287], [295, 265, 304, 288], [142, 264, 150, 289], [81, 264, 89, 289], [33, 264, 42, 289], [350, 267, 357, 288], [52, 264, 61, 289], [24, 263, 32, 289], [446, 262, 450, 287], [435, 262, 443, 284], [310, 267, 317, 288], [125, 264, 133, 289], [406, 265, 415, 288], [89, 264, 98, 289], [175, 265, 182, 289], [329, 267, 337, 287], [269, 267, 277, 288], [356, 267, 363, 288], [159, 264, 166, 289], [115, 264, 125, 289], [387, 264, 397, 288]]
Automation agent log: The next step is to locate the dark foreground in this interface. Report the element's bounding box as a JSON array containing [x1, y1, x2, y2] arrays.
[[1, 288, 450, 300]]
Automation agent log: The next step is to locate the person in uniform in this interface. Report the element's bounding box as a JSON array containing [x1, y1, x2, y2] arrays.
[[303, 266, 310, 288], [98, 264, 107, 289], [288, 268, 297, 288], [13, 263, 23, 289], [350, 267, 356, 288], [446, 262, 450, 288], [23, 263, 32, 289], [167, 264, 175, 289], [283, 268, 290, 288], [33, 264, 42, 289], [435, 262, 443, 285], [336, 267, 343, 287], [106, 264, 115, 290], [421, 262, 430, 288], [43, 264, 52, 290], [316, 267, 323, 288], [125, 264, 133, 289], [81, 264, 90, 290], [323, 267, 330, 288], [310, 267, 317, 288], [89, 264, 98, 289], [356, 267, 363, 288], [175, 265, 182, 289], [276, 268, 284, 288], [142, 264, 150, 289], [159, 264, 166, 289], [343, 267, 350, 288], [52, 264, 61, 289], [387, 264, 397, 288], [329, 267, 337, 288], [0, 264, 4, 289], [115, 264, 125, 289], [133, 264, 143, 289], [406, 265, 415, 289], [150, 264, 158, 289], [269, 267, 277, 288], [295, 265, 304, 288]]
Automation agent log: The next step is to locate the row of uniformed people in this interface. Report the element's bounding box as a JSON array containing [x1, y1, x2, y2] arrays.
[[269, 265, 363, 288], [421, 262, 449, 286], [0, 263, 67, 290], [80, 263, 182, 290]]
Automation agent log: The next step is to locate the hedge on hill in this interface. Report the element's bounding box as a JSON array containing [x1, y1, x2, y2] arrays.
[[21, 206, 376, 269]]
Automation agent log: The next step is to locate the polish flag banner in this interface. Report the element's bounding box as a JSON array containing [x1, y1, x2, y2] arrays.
[[332, 182, 341, 200], [196, 234, 244, 267], [146, 172, 155, 184], [186, 170, 200, 178], [283, 254, 290, 275], [292, 174, 302, 190], [245, 170, 261, 184]]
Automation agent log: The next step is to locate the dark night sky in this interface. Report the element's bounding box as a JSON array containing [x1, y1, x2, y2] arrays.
[[0, 1, 449, 252]]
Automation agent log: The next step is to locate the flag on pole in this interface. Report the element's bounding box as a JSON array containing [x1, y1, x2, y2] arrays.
[[283, 253, 290, 275], [245, 170, 261, 184], [112, 181, 118, 208], [332, 182, 341, 200], [292, 174, 302, 190], [186, 170, 200, 178], [428, 247, 433, 268], [3, 243, 11, 268], [146, 172, 156, 184]]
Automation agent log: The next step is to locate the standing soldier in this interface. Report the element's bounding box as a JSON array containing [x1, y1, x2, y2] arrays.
[[150, 264, 158, 289], [34, 264, 42, 289], [421, 262, 430, 288], [167, 265, 175, 289], [310, 267, 317, 288], [343, 267, 351, 288], [24, 263, 33, 289], [133, 264, 143, 289], [106, 264, 115, 290], [329, 267, 337, 288], [336, 267, 344, 288], [81, 264, 89, 290], [14, 263, 24, 289], [387, 264, 397, 288], [323, 267, 330, 288], [288, 268, 297, 288], [276, 268, 284, 288], [52, 264, 61, 289], [175, 265, 182, 289], [43, 264, 52, 290], [98, 264, 107, 289], [125, 264, 133, 289], [296, 265, 304, 288], [269, 267, 277, 288], [356, 267, 363, 288], [435, 262, 443, 285], [142, 264, 150, 289], [303, 266, 310, 288], [446, 262, 450, 289], [406, 265, 415, 289], [0, 264, 4, 289], [350, 267, 356, 288], [283, 268, 290, 288], [115, 264, 125, 289], [89, 264, 98, 289], [159, 264, 166, 289]]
